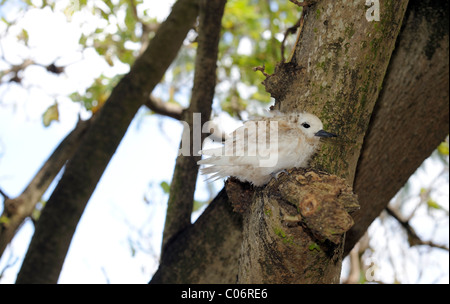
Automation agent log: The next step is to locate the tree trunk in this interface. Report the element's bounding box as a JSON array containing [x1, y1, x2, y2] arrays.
[[237, 169, 358, 283], [238, 0, 408, 283], [154, 0, 443, 284]]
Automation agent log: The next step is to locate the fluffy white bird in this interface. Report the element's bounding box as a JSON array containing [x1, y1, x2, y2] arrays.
[[198, 112, 337, 186]]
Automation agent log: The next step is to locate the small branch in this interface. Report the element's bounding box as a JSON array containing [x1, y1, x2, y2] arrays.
[[1, 58, 65, 85], [0, 187, 9, 201], [252, 65, 269, 77], [386, 206, 449, 251], [128, 0, 141, 23], [343, 245, 361, 284], [283, 0, 316, 63], [144, 95, 184, 120], [285, 10, 306, 63], [281, 19, 300, 63], [289, 0, 317, 7]]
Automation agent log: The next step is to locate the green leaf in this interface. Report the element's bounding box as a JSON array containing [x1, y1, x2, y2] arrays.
[[427, 199, 441, 210], [193, 200, 208, 212], [437, 141, 449, 156], [42, 103, 59, 127], [18, 29, 29, 45], [160, 181, 170, 194], [0, 215, 10, 225]]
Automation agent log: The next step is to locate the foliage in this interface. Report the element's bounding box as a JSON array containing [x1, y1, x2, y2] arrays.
[[1, 0, 302, 121]]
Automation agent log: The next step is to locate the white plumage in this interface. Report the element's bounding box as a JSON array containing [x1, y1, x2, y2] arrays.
[[198, 112, 337, 186]]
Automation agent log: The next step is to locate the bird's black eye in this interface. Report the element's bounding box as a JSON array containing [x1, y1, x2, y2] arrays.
[[301, 123, 310, 128]]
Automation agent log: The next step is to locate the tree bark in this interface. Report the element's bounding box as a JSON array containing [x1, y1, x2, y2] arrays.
[[16, 0, 200, 284], [154, 0, 441, 284], [151, 189, 242, 283], [237, 169, 358, 283], [345, 0, 449, 254], [239, 0, 408, 283]]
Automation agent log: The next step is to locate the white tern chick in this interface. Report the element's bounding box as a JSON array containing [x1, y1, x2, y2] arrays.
[[198, 112, 337, 186]]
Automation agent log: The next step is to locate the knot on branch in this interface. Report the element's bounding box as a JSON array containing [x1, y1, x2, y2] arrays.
[[225, 177, 255, 213], [271, 168, 359, 244], [262, 61, 304, 102]]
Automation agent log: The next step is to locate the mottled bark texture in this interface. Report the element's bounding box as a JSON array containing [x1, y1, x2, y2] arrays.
[[269, 0, 409, 183], [346, 0, 449, 254], [238, 0, 408, 283], [236, 169, 358, 283], [16, 0, 200, 284]]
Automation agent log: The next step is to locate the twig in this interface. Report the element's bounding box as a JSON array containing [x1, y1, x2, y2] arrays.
[[144, 95, 184, 120], [289, 0, 317, 7], [253, 65, 269, 77], [0, 187, 9, 201], [283, 0, 312, 63], [386, 206, 449, 251], [281, 19, 301, 63]]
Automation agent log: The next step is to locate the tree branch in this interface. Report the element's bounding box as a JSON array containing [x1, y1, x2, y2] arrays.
[[345, 0, 449, 255], [386, 206, 449, 251], [16, 0, 200, 284], [161, 0, 227, 251], [144, 95, 184, 120], [150, 189, 242, 283], [0, 188, 9, 201]]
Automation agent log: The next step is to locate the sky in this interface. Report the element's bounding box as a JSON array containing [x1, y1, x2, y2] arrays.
[[0, 0, 448, 284]]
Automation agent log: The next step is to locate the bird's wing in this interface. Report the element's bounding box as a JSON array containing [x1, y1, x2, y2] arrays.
[[199, 120, 299, 167], [199, 120, 261, 166]]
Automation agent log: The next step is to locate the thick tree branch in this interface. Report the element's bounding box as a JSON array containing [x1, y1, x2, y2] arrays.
[[345, 0, 449, 255], [161, 0, 227, 251], [242, 0, 407, 282], [150, 189, 242, 283], [16, 0, 200, 284]]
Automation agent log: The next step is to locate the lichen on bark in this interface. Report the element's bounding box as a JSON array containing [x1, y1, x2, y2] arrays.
[[236, 168, 359, 284], [237, 0, 408, 284]]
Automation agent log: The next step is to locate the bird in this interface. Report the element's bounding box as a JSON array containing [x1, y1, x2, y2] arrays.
[[197, 112, 337, 186]]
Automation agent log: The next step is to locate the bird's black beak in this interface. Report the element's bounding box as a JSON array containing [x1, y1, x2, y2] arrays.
[[315, 130, 338, 138]]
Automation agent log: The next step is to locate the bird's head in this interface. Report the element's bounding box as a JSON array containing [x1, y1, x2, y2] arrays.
[[297, 113, 338, 139]]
